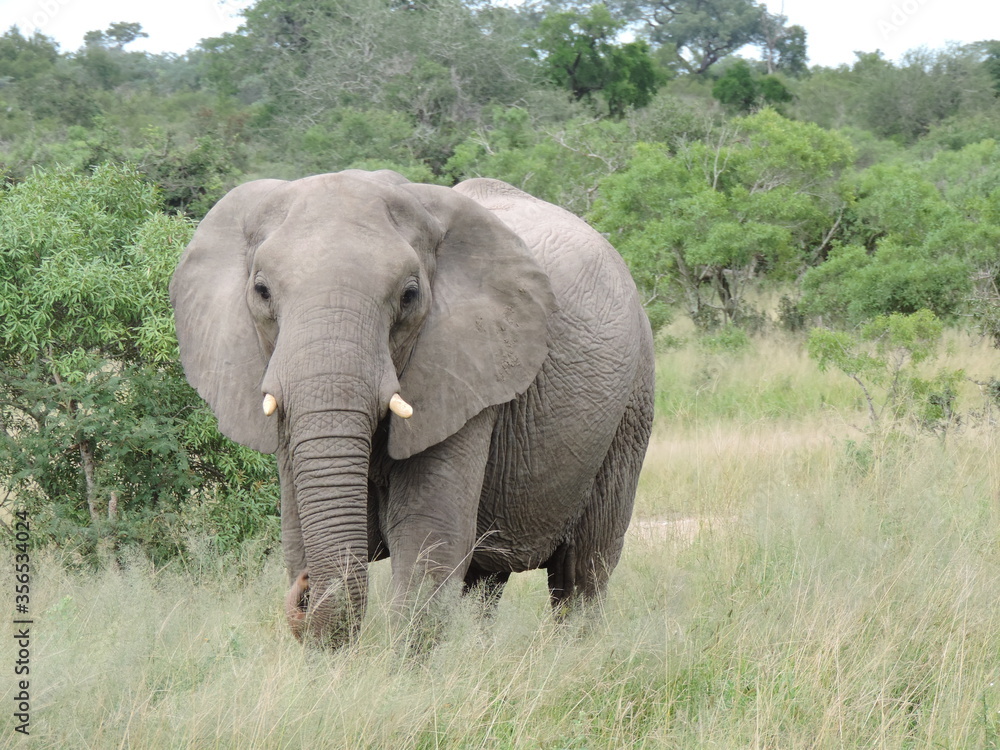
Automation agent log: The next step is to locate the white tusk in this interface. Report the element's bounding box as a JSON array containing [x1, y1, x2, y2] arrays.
[[262, 393, 278, 417], [388, 393, 413, 419]]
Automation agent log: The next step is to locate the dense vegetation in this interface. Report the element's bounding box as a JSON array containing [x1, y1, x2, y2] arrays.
[[2, 1, 1000, 745], [1, 0, 999, 564]]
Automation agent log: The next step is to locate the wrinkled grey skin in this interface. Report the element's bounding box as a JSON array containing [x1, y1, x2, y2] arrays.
[[170, 170, 654, 646]]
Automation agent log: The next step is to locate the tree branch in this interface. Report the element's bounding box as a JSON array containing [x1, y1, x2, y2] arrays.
[[850, 372, 879, 425], [811, 205, 844, 264]]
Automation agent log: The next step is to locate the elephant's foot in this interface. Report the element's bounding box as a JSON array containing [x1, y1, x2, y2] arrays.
[[285, 569, 310, 641]]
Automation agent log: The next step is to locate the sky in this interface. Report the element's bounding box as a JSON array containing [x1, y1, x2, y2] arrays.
[[0, 0, 997, 67], [0, 0, 254, 54], [762, 0, 1000, 68]]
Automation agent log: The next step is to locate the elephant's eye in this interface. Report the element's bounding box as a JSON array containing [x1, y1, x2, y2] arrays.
[[400, 286, 419, 309], [254, 282, 271, 301]]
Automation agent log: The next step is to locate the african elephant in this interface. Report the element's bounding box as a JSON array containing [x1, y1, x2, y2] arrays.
[[170, 170, 654, 646]]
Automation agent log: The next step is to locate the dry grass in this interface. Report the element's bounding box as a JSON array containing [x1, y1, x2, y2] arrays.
[[5, 333, 1000, 747]]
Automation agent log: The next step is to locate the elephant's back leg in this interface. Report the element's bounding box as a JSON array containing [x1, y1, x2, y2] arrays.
[[546, 362, 655, 607]]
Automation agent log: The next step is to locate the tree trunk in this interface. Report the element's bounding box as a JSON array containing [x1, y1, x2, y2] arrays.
[[79, 439, 101, 524]]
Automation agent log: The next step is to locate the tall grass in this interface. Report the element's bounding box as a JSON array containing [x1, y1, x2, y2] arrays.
[[654, 332, 862, 425], [5, 333, 1000, 747]]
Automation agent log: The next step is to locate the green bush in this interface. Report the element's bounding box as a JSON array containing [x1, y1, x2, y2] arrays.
[[806, 310, 962, 435], [0, 164, 277, 563]]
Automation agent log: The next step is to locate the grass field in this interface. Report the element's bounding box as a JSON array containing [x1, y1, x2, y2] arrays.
[[5, 332, 1000, 748]]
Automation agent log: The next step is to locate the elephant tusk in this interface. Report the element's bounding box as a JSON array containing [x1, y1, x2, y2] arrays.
[[262, 393, 278, 417], [389, 393, 413, 419]]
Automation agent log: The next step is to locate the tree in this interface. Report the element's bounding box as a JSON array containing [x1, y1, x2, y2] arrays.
[[799, 241, 971, 326], [0, 28, 99, 128], [801, 143, 1000, 326], [83, 22, 149, 50], [446, 94, 710, 214], [981, 39, 1000, 95], [76, 23, 157, 92], [0, 165, 277, 560], [129, 127, 244, 218], [200, 0, 540, 170], [446, 106, 632, 213], [758, 7, 807, 76], [711, 58, 791, 113], [612, 0, 767, 75], [807, 310, 962, 434], [711, 58, 757, 110], [534, 4, 661, 116], [774, 24, 807, 75], [0, 27, 59, 79], [847, 47, 997, 142], [591, 109, 853, 327]]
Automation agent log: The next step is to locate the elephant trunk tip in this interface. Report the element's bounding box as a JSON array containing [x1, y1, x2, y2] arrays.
[[285, 570, 310, 641]]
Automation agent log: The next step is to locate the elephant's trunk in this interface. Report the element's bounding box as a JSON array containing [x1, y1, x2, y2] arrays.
[[288, 405, 375, 645], [272, 302, 393, 646]]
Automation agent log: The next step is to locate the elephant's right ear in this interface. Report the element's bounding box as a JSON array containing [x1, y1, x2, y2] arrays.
[[169, 179, 287, 454]]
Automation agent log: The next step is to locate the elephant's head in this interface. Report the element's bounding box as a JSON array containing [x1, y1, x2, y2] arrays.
[[170, 171, 554, 645]]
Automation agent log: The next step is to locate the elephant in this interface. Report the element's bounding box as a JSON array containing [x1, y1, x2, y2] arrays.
[[170, 170, 654, 646]]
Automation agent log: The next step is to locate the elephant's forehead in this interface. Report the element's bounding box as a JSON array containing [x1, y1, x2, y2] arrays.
[[251, 178, 429, 275], [271, 172, 410, 218], [253, 177, 415, 245], [254, 220, 418, 274], [251, 211, 422, 298]]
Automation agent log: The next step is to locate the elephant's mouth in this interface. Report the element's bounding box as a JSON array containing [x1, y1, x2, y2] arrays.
[[284, 569, 310, 641]]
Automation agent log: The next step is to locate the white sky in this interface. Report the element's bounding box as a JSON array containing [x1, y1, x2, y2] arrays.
[[0, 0, 997, 67], [0, 0, 253, 54], [763, 0, 1000, 67]]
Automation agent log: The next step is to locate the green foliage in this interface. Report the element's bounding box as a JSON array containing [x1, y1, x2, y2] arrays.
[[296, 106, 430, 177], [135, 129, 243, 217], [614, 0, 770, 75], [83, 22, 150, 50], [534, 4, 662, 117], [0, 27, 58, 80], [445, 93, 712, 215], [807, 310, 962, 434], [0, 31, 100, 127], [446, 107, 634, 213], [792, 46, 1000, 143], [981, 40, 1000, 95], [201, 0, 541, 172], [592, 109, 853, 327], [772, 24, 807, 76], [711, 59, 792, 113], [0, 165, 277, 561], [711, 59, 757, 110], [801, 147, 1000, 326], [801, 241, 971, 326]]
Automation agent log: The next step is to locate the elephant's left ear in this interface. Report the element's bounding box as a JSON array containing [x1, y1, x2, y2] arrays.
[[387, 183, 556, 460]]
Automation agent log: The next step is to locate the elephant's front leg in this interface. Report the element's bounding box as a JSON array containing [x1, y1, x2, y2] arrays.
[[381, 406, 498, 608]]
